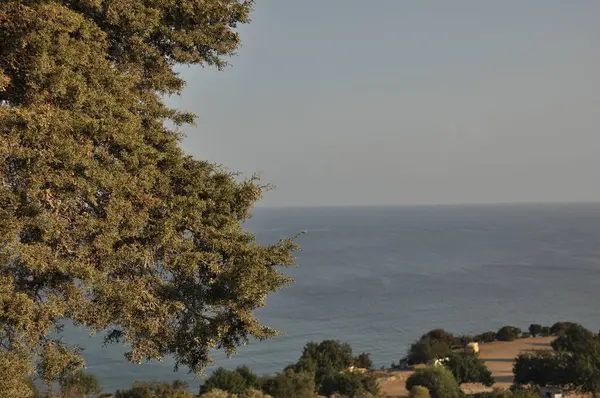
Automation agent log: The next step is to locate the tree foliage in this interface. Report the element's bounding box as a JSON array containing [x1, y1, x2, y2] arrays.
[[474, 332, 497, 343], [115, 380, 192, 398], [550, 322, 575, 337], [408, 385, 431, 398], [496, 326, 521, 342], [262, 369, 315, 398], [513, 351, 572, 387], [290, 340, 378, 397], [513, 334, 600, 397], [445, 351, 494, 386], [528, 324, 543, 338], [405, 366, 461, 398], [292, 340, 353, 387], [0, 0, 298, 394], [59, 370, 101, 397], [200, 367, 262, 395], [353, 352, 374, 370], [407, 329, 455, 364], [551, 323, 595, 352]]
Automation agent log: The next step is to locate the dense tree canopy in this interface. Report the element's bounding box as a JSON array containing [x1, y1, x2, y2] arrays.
[[514, 324, 600, 397], [445, 351, 494, 386], [200, 367, 262, 396], [0, 0, 298, 395], [407, 329, 456, 364], [290, 340, 379, 397], [405, 366, 461, 398], [496, 326, 521, 342], [261, 369, 315, 398]]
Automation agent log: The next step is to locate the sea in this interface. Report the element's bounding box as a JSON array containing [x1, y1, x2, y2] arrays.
[[63, 203, 600, 393]]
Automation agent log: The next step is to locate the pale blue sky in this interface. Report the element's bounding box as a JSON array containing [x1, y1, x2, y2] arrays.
[[171, 1, 600, 207]]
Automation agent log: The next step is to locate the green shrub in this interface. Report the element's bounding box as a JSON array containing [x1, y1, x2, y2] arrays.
[[540, 327, 551, 337], [528, 324, 543, 337], [262, 369, 315, 398], [353, 352, 373, 370], [116, 380, 192, 398], [550, 322, 575, 336], [59, 371, 101, 398], [445, 351, 494, 386], [405, 366, 461, 398], [409, 385, 431, 398], [199, 390, 230, 398], [293, 340, 353, 388], [475, 331, 497, 343], [407, 329, 456, 364], [496, 326, 521, 342], [551, 323, 594, 352], [200, 367, 261, 395], [320, 371, 379, 398]]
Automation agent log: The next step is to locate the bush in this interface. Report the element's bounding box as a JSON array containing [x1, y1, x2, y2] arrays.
[[262, 369, 315, 398], [513, 351, 573, 387], [475, 331, 497, 343], [409, 385, 431, 398], [407, 329, 456, 364], [320, 371, 379, 398], [200, 367, 261, 395], [457, 335, 474, 349], [405, 366, 461, 398], [59, 371, 101, 398], [353, 352, 373, 370], [200, 390, 230, 398], [116, 380, 192, 398], [528, 324, 543, 337], [407, 339, 453, 365], [496, 326, 522, 342], [445, 351, 494, 386], [551, 323, 595, 352], [540, 327, 551, 337], [293, 340, 353, 386], [550, 322, 575, 336]]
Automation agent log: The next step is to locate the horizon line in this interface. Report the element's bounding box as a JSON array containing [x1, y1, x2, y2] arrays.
[[254, 200, 600, 210]]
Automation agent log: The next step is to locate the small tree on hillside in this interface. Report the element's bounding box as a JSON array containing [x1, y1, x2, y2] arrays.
[[262, 369, 315, 398], [445, 351, 495, 386], [550, 322, 575, 336], [405, 366, 461, 398], [59, 371, 101, 398], [475, 332, 497, 343], [353, 352, 373, 370], [200, 367, 261, 396], [496, 326, 521, 342], [116, 381, 192, 398], [540, 327, 552, 337], [528, 324, 543, 337], [551, 324, 595, 352], [293, 340, 353, 389], [321, 371, 380, 398], [407, 329, 457, 365]]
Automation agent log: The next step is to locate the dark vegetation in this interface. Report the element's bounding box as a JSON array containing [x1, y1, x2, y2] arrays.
[[22, 321, 600, 397], [513, 322, 600, 397], [1, 0, 298, 396]]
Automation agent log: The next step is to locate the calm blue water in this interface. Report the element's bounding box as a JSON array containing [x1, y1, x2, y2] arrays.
[[64, 203, 600, 392]]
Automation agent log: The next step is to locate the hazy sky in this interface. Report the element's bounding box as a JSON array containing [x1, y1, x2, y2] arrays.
[[171, 1, 600, 207]]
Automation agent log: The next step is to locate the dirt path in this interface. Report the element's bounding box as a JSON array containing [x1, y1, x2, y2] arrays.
[[377, 336, 554, 397]]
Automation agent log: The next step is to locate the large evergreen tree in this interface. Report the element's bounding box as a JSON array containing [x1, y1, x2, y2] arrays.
[[0, 1, 297, 395]]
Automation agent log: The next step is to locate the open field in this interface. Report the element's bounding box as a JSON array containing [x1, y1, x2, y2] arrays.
[[377, 336, 554, 397]]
